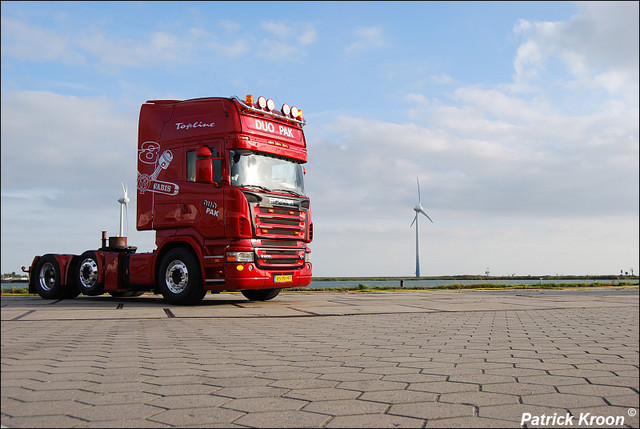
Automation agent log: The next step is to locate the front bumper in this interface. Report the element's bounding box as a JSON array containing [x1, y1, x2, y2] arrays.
[[223, 260, 312, 290]]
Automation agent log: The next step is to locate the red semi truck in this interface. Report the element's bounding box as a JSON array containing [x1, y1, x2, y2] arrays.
[[24, 95, 313, 305]]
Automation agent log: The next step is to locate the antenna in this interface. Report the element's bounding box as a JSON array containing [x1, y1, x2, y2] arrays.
[[117, 183, 130, 238], [410, 177, 433, 277]]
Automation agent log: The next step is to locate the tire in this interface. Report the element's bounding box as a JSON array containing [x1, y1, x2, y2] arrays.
[[34, 255, 64, 299], [76, 251, 104, 296], [241, 288, 281, 301], [63, 276, 81, 299], [158, 248, 204, 305]]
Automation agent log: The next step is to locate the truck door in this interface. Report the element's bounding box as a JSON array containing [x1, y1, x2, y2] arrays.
[[146, 143, 182, 230], [181, 140, 225, 238]]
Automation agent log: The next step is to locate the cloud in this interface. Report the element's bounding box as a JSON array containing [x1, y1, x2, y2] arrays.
[[513, 1, 639, 94], [79, 31, 189, 70], [1, 91, 135, 191], [0, 16, 84, 64], [306, 3, 638, 275], [257, 21, 317, 60], [307, 93, 638, 275], [309, 73, 638, 222], [1, 15, 317, 71], [1, 91, 156, 269], [345, 26, 387, 54]]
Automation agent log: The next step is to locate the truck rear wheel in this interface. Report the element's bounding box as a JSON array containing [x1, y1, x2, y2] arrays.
[[241, 288, 281, 301], [34, 255, 64, 299], [158, 248, 204, 305], [76, 251, 104, 296]]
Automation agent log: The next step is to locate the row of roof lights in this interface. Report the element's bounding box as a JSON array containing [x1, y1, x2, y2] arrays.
[[245, 95, 303, 121]]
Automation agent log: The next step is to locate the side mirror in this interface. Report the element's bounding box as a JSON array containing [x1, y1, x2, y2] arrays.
[[196, 146, 213, 183]]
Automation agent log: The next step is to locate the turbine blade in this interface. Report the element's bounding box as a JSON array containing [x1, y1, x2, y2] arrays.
[[410, 213, 417, 227], [416, 177, 421, 204], [419, 209, 434, 223]]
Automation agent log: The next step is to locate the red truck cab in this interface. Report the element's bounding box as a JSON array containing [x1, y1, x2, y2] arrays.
[[26, 95, 313, 305]]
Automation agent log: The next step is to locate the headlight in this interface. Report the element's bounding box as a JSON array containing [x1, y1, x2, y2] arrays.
[[305, 252, 312, 263], [226, 251, 254, 263]]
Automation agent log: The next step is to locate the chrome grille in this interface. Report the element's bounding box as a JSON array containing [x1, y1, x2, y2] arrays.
[[252, 204, 307, 240], [255, 248, 305, 269]]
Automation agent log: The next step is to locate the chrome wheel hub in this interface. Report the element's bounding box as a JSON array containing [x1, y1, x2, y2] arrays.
[[165, 260, 188, 294], [38, 262, 56, 292], [79, 258, 99, 288]]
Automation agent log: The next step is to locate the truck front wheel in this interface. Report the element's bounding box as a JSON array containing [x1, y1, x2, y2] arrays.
[[76, 251, 104, 296], [241, 288, 281, 301], [158, 248, 204, 305]]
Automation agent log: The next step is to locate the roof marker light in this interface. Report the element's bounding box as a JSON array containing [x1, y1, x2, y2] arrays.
[[266, 98, 275, 111], [257, 96, 267, 110], [281, 103, 291, 116]]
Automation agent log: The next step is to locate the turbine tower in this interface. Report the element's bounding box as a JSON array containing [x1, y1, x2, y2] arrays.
[[118, 183, 130, 237], [410, 177, 433, 277]]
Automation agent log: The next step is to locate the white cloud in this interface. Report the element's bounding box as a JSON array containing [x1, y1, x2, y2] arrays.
[[261, 20, 292, 39], [305, 3, 639, 275], [1, 15, 317, 71], [345, 26, 387, 54], [1, 91, 156, 271], [257, 21, 317, 60], [430, 74, 454, 84], [1, 91, 135, 190], [209, 38, 251, 58], [513, 1, 639, 94], [0, 16, 84, 64], [79, 30, 199, 71]]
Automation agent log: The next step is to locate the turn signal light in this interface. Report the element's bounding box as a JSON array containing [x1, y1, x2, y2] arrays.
[[226, 251, 254, 263]]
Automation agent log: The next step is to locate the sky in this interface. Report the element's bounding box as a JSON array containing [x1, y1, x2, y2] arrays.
[[1, 1, 638, 277]]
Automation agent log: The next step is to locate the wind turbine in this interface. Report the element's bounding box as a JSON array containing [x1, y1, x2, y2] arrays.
[[117, 183, 130, 237], [410, 177, 433, 277]]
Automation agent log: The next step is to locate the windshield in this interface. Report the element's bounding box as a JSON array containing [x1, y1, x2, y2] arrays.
[[230, 150, 305, 196]]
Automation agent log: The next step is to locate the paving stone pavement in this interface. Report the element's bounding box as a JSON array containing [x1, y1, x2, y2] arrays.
[[1, 288, 638, 428]]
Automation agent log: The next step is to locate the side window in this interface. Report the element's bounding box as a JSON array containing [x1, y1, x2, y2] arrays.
[[211, 149, 222, 184], [188, 146, 222, 184], [186, 151, 196, 182]]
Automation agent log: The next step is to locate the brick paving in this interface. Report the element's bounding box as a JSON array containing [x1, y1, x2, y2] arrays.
[[1, 288, 638, 428]]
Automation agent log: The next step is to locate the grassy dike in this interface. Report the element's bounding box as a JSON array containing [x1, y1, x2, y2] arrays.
[[2, 277, 638, 296], [290, 282, 639, 293]]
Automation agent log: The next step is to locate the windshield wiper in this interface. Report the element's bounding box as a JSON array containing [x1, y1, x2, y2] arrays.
[[273, 188, 304, 197], [240, 184, 271, 192]]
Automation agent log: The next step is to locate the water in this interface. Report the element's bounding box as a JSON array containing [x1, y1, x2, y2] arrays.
[[1, 282, 28, 289], [303, 278, 638, 290]]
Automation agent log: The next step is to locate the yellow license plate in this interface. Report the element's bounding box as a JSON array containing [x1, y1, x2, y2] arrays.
[[274, 274, 293, 283]]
